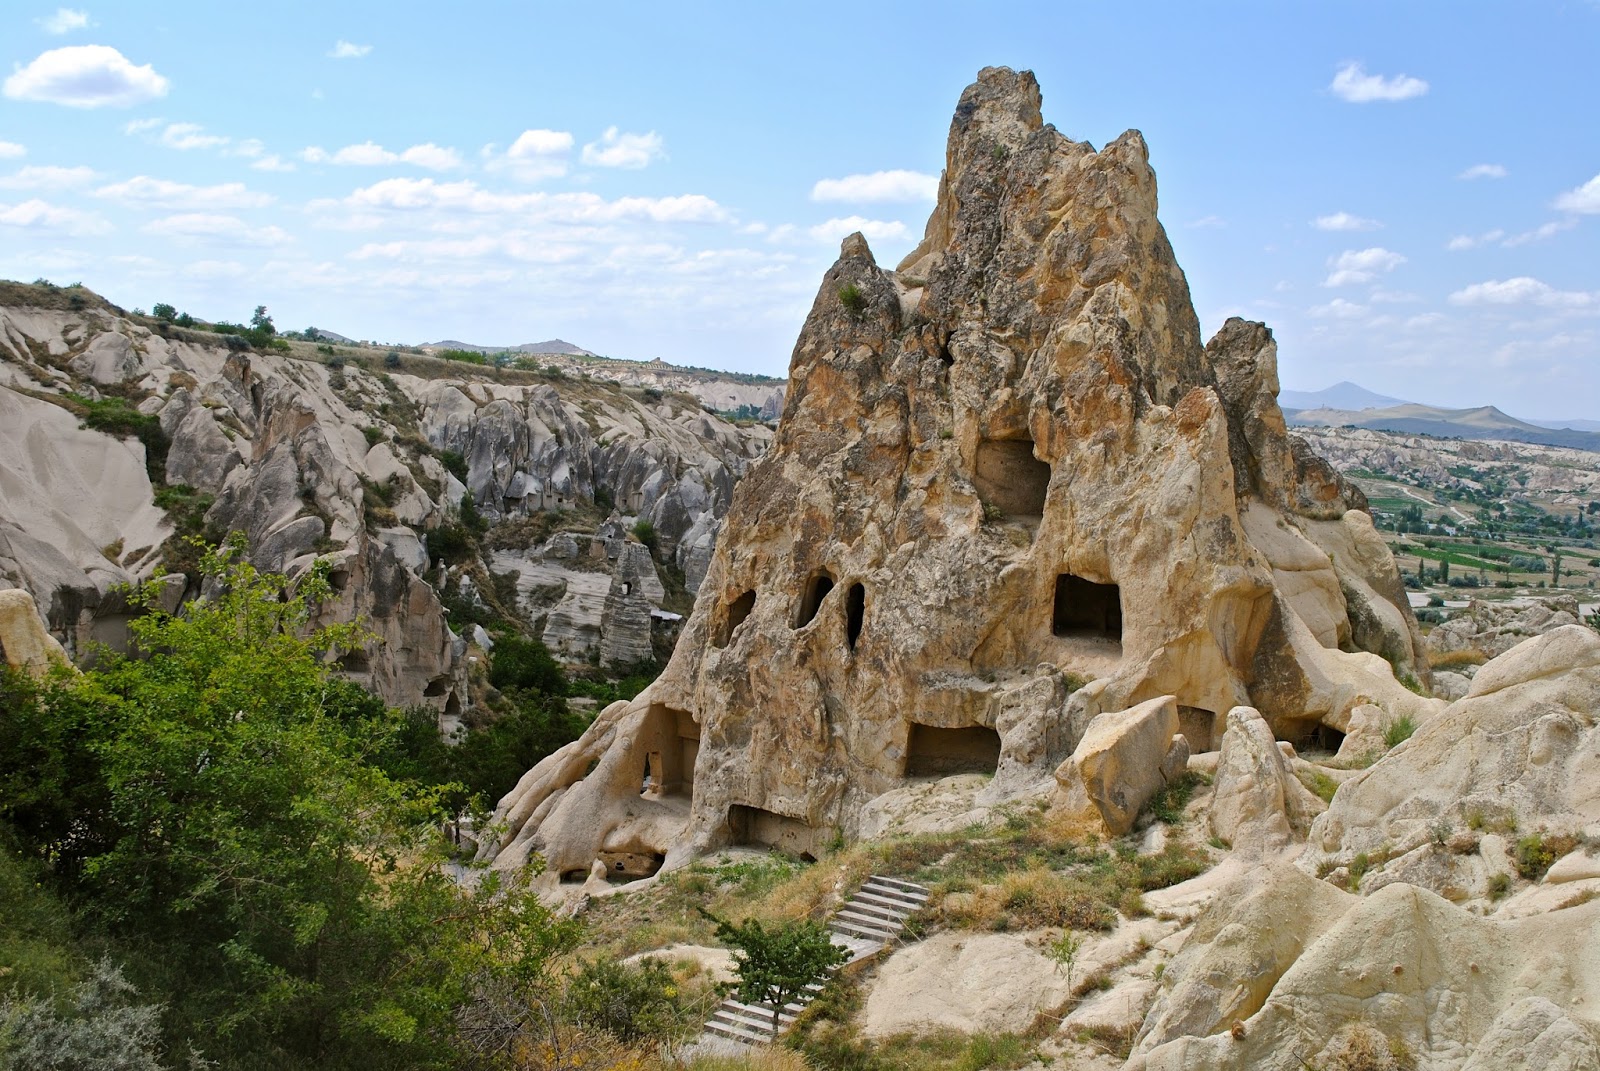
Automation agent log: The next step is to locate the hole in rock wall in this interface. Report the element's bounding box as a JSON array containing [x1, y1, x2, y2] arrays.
[[845, 583, 865, 650], [638, 704, 698, 798], [443, 693, 462, 722], [328, 567, 351, 593], [560, 869, 588, 884], [1052, 574, 1123, 640], [339, 649, 371, 674], [423, 676, 452, 697], [1276, 719, 1346, 753], [599, 851, 666, 884], [795, 573, 835, 629], [974, 438, 1051, 517], [715, 590, 757, 648], [728, 804, 821, 857], [904, 723, 1003, 777], [1178, 706, 1218, 753]]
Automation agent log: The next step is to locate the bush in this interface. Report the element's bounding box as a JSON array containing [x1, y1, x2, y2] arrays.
[[837, 283, 867, 317], [1383, 715, 1417, 749], [489, 634, 567, 696], [425, 523, 473, 566], [562, 956, 690, 1045], [435, 348, 488, 365], [1514, 831, 1579, 881], [439, 449, 468, 482], [0, 960, 168, 1071], [151, 302, 177, 322], [632, 518, 659, 554], [384, 351, 401, 368]]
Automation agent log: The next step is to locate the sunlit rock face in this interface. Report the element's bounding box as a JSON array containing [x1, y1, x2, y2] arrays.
[[485, 67, 1430, 880]]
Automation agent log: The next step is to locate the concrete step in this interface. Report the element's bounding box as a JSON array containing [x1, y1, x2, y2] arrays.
[[834, 907, 904, 932], [704, 1018, 767, 1045], [725, 998, 803, 1022], [866, 875, 931, 898], [830, 917, 900, 942], [857, 886, 928, 911], [849, 891, 919, 919]]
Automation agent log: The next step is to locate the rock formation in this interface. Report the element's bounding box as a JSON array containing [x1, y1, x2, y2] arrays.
[[0, 291, 765, 712], [0, 588, 69, 676], [484, 67, 1433, 881]]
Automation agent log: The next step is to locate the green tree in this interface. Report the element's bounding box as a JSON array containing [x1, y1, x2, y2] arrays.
[[151, 302, 177, 322], [250, 305, 276, 335], [711, 915, 848, 1039], [0, 539, 582, 1069]]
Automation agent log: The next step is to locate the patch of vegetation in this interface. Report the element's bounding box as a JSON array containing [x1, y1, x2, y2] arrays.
[[1383, 714, 1418, 749], [1142, 771, 1204, 825], [65, 392, 169, 483], [838, 283, 868, 317], [1297, 767, 1340, 804], [435, 347, 490, 365], [439, 448, 469, 482], [1513, 830, 1579, 881], [632, 518, 660, 555]]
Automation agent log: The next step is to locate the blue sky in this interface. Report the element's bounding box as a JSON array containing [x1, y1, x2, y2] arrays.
[[1, 2, 1596, 418]]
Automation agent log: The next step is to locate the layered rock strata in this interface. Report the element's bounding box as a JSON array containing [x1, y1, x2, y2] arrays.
[[485, 67, 1433, 880]]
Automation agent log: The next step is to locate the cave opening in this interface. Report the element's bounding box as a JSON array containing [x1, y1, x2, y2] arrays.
[[845, 582, 865, 650], [598, 850, 666, 884], [904, 723, 1003, 777], [715, 590, 757, 648], [728, 804, 819, 856], [1178, 706, 1218, 753], [974, 438, 1051, 518], [1052, 574, 1123, 639], [795, 573, 834, 629]]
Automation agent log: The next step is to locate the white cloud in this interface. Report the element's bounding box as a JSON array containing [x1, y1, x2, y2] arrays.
[[143, 212, 291, 246], [1458, 163, 1507, 180], [0, 197, 110, 235], [1186, 215, 1226, 229], [328, 176, 727, 223], [93, 176, 274, 210], [0, 142, 25, 159], [1449, 277, 1597, 309], [1323, 246, 1406, 287], [1308, 298, 1369, 319], [811, 170, 938, 203], [3, 45, 168, 108], [1329, 62, 1429, 103], [1313, 211, 1381, 232], [328, 40, 372, 59], [1445, 229, 1505, 251], [159, 122, 229, 151], [582, 127, 664, 169], [807, 216, 909, 244], [250, 154, 295, 173], [0, 165, 96, 189], [1503, 218, 1578, 247], [301, 141, 462, 170], [122, 116, 161, 135], [1554, 173, 1600, 214], [484, 129, 574, 181], [37, 8, 92, 34]]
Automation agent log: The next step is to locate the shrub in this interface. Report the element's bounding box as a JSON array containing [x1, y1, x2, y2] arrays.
[[69, 394, 169, 484], [151, 302, 177, 322], [837, 283, 867, 317], [1514, 831, 1579, 881], [436, 348, 488, 365], [1383, 715, 1417, 749], [426, 523, 473, 566], [1487, 872, 1511, 899], [632, 518, 659, 554], [489, 634, 566, 696], [384, 350, 402, 368], [562, 956, 689, 1045], [439, 449, 469, 482]]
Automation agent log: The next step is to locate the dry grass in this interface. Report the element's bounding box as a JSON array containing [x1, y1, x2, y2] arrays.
[[1427, 648, 1489, 671]]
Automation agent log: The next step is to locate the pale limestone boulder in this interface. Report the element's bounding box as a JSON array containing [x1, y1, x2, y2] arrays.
[[1432, 668, 1471, 700], [1307, 626, 1600, 894], [1460, 997, 1600, 1071], [1547, 848, 1600, 884], [1210, 706, 1324, 856], [0, 588, 69, 675], [1333, 702, 1391, 762], [861, 931, 1073, 1038], [1055, 696, 1179, 836], [165, 405, 241, 493], [1134, 864, 1354, 1055], [1135, 884, 1600, 1071]]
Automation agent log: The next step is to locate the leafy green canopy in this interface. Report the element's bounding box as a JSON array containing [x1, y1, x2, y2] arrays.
[[0, 539, 581, 1070]]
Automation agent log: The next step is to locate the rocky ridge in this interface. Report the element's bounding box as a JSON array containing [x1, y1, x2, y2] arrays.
[[0, 288, 770, 716]]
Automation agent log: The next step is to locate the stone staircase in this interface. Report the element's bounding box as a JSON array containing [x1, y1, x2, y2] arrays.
[[701, 875, 929, 1046]]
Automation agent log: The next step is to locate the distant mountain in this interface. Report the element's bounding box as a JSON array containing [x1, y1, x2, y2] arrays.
[[310, 327, 355, 344], [1287, 402, 1600, 454], [425, 338, 598, 357], [1530, 417, 1600, 433], [1277, 381, 1409, 412]]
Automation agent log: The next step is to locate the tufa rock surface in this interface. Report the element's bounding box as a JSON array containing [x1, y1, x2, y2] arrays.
[[484, 67, 1432, 880]]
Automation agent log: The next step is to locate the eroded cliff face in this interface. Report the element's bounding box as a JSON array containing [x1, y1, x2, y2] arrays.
[[486, 67, 1432, 881], [0, 289, 767, 713]]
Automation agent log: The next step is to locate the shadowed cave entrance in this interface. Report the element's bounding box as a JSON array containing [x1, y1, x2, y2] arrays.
[[714, 590, 756, 648], [974, 438, 1051, 518], [845, 582, 865, 650], [1179, 706, 1218, 753], [795, 573, 834, 628], [1053, 574, 1123, 640], [904, 723, 1003, 777], [728, 804, 820, 860], [638, 704, 698, 799]]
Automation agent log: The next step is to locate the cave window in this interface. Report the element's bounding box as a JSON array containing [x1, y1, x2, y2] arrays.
[[622, 581, 632, 596], [974, 438, 1051, 518], [424, 676, 451, 697], [598, 851, 665, 884], [339, 649, 370, 674], [1178, 706, 1218, 753], [845, 583, 865, 650], [728, 804, 818, 856], [1052, 574, 1122, 639], [714, 590, 757, 648], [795, 573, 835, 629], [904, 723, 1002, 777]]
